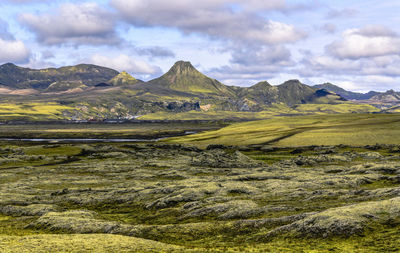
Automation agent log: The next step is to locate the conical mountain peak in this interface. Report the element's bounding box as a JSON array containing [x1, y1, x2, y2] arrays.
[[167, 61, 200, 76], [147, 60, 234, 95]]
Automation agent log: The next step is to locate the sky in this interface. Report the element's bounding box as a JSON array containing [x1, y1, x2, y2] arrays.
[[0, 0, 399, 92]]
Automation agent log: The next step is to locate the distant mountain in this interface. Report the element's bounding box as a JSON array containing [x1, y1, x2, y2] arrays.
[[236, 80, 342, 107], [313, 83, 379, 100], [369, 89, 400, 102], [0, 63, 119, 89]]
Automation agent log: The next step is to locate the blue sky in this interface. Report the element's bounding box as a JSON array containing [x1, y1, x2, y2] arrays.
[[0, 0, 399, 92]]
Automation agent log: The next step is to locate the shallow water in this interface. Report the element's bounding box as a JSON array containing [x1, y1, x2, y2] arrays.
[[0, 138, 161, 143], [0, 131, 197, 143]]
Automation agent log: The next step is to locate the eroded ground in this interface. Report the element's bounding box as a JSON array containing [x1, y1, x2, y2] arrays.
[[1, 142, 400, 252]]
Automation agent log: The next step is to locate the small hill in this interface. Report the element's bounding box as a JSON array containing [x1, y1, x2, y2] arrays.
[[109, 71, 139, 86], [277, 80, 319, 105], [147, 61, 235, 96], [0, 63, 119, 89]]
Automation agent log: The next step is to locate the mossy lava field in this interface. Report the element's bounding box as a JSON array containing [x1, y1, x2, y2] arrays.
[[1, 140, 400, 252]]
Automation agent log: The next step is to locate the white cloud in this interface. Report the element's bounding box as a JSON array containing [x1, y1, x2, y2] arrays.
[[300, 56, 361, 74], [356, 25, 398, 37], [89, 54, 161, 76], [0, 39, 30, 63], [259, 21, 306, 44], [327, 26, 400, 59], [231, 45, 292, 66], [111, 0, 306, 45], [238, 0, 286, 10], [19, 3, 119, 45]]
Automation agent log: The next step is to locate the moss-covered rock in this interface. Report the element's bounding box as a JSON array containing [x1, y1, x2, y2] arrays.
[[266, 197, 400, 238], [0, 205, 59, 217]]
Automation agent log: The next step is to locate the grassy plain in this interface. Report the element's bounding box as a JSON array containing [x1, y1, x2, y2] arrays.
[[169, 113, 400, 146], [0, 103, 73, 120]]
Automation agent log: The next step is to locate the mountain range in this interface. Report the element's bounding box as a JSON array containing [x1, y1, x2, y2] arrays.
[[313, 83, 400, 109], [0, 60, 397, 120]]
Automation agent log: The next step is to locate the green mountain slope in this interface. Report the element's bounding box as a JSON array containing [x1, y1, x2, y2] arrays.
[[0, 63, 119, 89]]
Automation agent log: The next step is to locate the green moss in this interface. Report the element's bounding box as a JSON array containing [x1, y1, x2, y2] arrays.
[[0, 215, 45, 236], [2, 140, 400, 252]]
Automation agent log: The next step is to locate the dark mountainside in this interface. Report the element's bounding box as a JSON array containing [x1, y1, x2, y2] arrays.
[[314, 83, 380, 100]]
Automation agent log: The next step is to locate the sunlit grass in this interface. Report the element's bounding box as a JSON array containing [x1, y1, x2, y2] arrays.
[[0, 102, 73, 120], [168, 113, 400, 146]]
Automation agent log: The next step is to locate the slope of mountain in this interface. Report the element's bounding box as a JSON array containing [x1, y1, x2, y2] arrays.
[[45, 81, 88, 92], [314, 83, 379, 100], [147, 61, 235, 96], [0, 63, 119, 89], [109, 71, 139, 86]]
